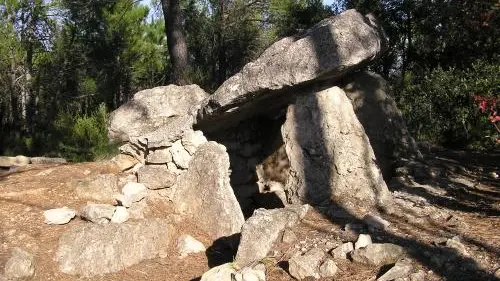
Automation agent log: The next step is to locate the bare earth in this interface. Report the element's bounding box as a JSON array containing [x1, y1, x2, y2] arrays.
[[0, 147, 498, 281]]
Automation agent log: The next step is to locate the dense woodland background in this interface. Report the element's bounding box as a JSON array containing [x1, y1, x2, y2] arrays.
[[0, 0, 498, 161]]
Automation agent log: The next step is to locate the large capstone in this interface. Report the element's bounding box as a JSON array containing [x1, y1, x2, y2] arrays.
[[196, 9, 388, 132]]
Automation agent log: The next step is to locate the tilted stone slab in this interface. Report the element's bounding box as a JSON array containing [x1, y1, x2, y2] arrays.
[[57, 219, 176, 277], [197, 9, 388, 132], [108, 84, 208, 143]]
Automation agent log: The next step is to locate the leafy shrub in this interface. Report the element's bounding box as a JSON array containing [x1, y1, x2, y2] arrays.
[[396, 60, 499, 149], [54, 103, 118, 162]]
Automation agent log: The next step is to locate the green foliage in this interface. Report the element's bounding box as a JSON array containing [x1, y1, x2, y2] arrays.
[[397, 60, 500, 148], [54, 104, 118, 162]]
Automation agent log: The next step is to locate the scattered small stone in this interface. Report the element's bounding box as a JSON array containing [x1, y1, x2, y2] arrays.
[[44, 207, 76, 225], [177, 234, 206, 258], [114, 194, 133, 207], [80, 203, 115, 224], [377, 258, 413, 281], [4, 248, 35, 280], [288, 248, 325, 280], [489, 171, 498, 179], [363, 213, 390, 230], [351, 243, 406, 266], [319, 259, 338, 278], [409, 270, 426, 281], [241, 266, 265, 281], [445, 236, 468, 256], [355, 234, 372, 249], [331, 242, 354, 259], [121, 182, 147, 202], [111, 206, 129, 223], [282, 229, 298, 244], [199, 263, 238, 281]]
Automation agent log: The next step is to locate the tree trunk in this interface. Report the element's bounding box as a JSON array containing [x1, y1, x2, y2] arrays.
[[217, 0, 226, 85], [161, 0, 190, 85]]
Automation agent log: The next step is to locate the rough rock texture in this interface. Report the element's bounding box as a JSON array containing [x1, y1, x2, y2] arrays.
[[377, 258, 412, 281], [80, 203, 115, 224], [73, 174, 119, 202], [331, 242, 354, 259], [137, 165, 176, 189], [4, 248, 35, 280], [351, 243, 405, 266], [111, 154, 138, 171], [288, 248, 325, 279], [30, 157, 67, 165], [111, 206, 129, 223], [355, 234, 373, 249], [282, 86, 393, 214], [342, 71, 422, 179], [57, 219, 175, 277], [173, 142, 244, 240], [235, 205, 309, 267], [196, 9, 388, 132], [200, 263, 237, 281], [108, 84, 208, 143]]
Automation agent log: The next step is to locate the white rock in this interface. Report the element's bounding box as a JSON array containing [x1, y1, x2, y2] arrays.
[[171, 140, 192, 169], [319, 259, 338, 278], [122, 182, 147, 202], [114, 194, 133, 207], [331, 242, 354, 259], [177, 234, 206, 258], [200, 263, 239, 281], [355, 234, 373, 249], [241, 267, 265, 281], [111, 206, 129, 223], [44, 208, 76, 225], [4, 248, 35, 280], [182, 130, 208, 155]]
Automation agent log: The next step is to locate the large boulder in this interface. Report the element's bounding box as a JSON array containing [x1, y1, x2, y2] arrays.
[[282, 86, 393, 215], [173, 142, 245, 240], [57, 219, 176, 277], [108, 84, 208, 143], [197, 9, 388, 132], [342, 71, 422, 179], [235, 205, 309, 267]]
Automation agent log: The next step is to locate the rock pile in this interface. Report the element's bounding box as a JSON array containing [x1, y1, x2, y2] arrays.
[[24, 8, 426, 281]]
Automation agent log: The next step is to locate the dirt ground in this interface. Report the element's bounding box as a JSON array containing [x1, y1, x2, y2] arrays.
[[0, 146, 498, 281]]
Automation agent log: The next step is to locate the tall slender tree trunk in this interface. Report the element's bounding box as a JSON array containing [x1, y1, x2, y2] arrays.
[[217, 0, 226, 85], [161, 0, 190, 85]]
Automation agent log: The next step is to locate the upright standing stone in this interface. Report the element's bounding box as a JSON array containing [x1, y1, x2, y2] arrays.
[[282, 86, 392, 215], [173, 142, 245, 240]]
